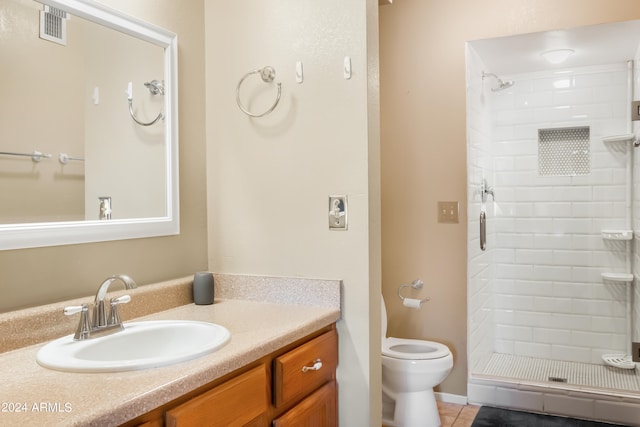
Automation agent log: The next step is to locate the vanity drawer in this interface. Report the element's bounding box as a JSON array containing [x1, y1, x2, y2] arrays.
[[273, 329, 338, 408], [273, 380, 337, 427], [165, 364, 268, 427]]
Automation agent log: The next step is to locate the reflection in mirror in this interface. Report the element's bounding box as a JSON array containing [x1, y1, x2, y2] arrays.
[[0, 0, 179, 250]]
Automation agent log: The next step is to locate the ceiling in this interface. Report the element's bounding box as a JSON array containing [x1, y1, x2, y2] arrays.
[[469, 20, 640, 76]]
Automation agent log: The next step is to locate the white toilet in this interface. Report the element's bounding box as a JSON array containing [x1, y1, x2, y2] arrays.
[[381, 296, 453, 427]]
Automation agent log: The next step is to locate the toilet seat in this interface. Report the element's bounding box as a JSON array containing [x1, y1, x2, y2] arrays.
[[382, 337, 451, 360]]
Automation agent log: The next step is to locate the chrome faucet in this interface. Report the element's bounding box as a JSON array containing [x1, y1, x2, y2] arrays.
[[93, 274, 137, 328], [64, 274, 137, 341]]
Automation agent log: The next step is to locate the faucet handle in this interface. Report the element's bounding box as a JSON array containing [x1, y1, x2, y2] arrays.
[[112, 295, 131, 305], [64, 304, 92, 341], [63, 305, 86, 316], [108, 295, 131, 326]]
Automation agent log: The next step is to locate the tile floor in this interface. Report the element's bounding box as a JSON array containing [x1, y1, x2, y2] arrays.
[[438, 402, 480, 427], [383, 402, 480, 427]]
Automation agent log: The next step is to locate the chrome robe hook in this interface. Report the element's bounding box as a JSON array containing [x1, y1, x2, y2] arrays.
[[236, 66, 282, 118]]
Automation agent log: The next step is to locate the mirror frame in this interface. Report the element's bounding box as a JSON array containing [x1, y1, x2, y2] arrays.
[[0, 0, 179, 250]]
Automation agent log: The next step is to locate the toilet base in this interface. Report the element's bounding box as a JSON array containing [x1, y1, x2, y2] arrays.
[[382, 388, 441, 427]]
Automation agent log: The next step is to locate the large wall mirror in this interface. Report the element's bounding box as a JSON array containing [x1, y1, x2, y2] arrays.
[[0, 0, 179, 250]]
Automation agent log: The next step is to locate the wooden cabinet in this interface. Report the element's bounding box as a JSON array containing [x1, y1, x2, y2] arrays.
[[273, 330, 338, 409], [165, 365, 268, 427], [122, 325, 337, 427], [273, 330, 338, 426], [273, 381, 337, 427]]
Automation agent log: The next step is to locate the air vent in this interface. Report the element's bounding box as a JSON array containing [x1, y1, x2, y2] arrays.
[[39, 6, 69, 46]]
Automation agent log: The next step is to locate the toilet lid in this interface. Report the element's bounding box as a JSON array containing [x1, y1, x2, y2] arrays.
[[382, 337, 451, 360]]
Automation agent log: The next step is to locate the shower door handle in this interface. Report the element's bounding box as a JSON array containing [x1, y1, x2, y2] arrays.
[[480, 211, 487, 251]]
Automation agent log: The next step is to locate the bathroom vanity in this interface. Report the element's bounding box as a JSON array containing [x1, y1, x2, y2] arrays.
[[128, 327, 337, 427], [0, 275, 341, 427]]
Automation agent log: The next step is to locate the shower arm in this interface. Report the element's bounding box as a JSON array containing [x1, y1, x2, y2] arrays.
[[482, 71, 498, 80]]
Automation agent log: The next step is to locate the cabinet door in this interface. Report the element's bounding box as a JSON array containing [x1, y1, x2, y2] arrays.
[[272, 381, 337, 427], [273, 330, 338, 408], [165, 364, 268, 427]]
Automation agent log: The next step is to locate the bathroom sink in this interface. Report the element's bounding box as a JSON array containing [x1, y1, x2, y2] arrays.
[[36, 320, 231, 373]]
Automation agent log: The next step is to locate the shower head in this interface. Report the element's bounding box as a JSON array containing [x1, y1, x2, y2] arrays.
[[494, 78, 514, 91], [482, 71, 514, 92]]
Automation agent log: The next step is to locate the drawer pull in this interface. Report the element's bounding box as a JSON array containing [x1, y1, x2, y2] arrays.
[[301, 359, 323, 373]]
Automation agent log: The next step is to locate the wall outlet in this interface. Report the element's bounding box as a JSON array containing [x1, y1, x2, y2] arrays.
[[633, 342, 640, 363]]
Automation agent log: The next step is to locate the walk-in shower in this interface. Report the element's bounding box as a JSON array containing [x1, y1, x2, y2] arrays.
[[466, 20, 640, 426]]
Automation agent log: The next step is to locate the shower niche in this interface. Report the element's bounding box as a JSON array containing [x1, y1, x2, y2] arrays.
[[537, 126, 590, 176], [466, 18, 640, 426]]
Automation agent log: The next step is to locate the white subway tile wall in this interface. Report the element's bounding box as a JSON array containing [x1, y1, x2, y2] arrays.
[[633, 57, 640, 345], [466, 44, 496, 373], [489, 63, 630, 364]]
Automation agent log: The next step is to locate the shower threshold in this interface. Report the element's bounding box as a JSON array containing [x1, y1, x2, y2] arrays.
[[477, 353, 640, 394]]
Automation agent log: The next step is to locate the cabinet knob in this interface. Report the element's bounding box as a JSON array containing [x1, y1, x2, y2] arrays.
[[301, 359, 323, 373]]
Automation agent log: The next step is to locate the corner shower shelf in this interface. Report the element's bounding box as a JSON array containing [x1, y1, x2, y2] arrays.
[[601, 230, 633, 240], [601, 354, 636, 370], [602, 134, 636, 143], [601, 272, 634, 282], [600, 230, 634, 282]]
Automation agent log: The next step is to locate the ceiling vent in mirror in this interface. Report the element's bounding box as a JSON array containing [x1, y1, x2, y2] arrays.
[[39, 6, 69, 46]]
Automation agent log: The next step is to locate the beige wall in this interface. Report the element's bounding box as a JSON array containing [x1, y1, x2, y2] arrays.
[[380, 0, 640, 397], [84, 21, 166, 220], [204, 1, 381, 425], [0, 0, 84, 223], [0, 0, 208, 311], [0, 0, 167, 224]]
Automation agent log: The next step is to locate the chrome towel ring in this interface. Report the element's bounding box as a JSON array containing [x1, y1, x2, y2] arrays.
[[236, 66, 282, 118], [127, 80, 164, 127]]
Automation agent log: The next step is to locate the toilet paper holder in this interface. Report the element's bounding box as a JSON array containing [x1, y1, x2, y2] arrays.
[[397, 279, 430, 305]]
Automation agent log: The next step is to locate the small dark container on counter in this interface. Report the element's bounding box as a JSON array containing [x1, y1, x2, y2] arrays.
[[193, 272, 214, 305]]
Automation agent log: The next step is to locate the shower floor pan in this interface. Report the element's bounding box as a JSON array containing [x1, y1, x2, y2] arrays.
[[478, 353, 640, 393]]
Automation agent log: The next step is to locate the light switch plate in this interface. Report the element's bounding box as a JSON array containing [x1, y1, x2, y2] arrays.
[[438, 201, 459, 224], [329, 196, 347, 230], [632, 101, 640, 121]]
